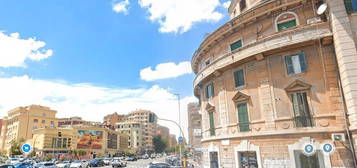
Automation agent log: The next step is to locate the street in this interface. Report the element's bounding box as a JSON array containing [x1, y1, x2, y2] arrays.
[[94, 158, 165, 168]]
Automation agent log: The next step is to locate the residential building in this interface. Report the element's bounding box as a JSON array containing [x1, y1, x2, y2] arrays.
[[191, 0, 357, 167], [0, 105, 58, 151], [58, 117, 101, 128], [156, 125, 170, 139], [187, 103, 202, 148], [116, 121, 144, 153], [103, 112, 125, 129], [125, 110, 158, 151], [31, 127, 128, 157], [168, 134, 177, 148]]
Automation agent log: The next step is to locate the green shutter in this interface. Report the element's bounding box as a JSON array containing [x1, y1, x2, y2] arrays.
[[205, 85, 209, 99], [237, 103, 250, 132], [230, 40, 242, 51], [234, 69, 245, 87], [292, 93, 313, 127], [277, 20, 296, 31], [210, 84, 214, 98], [209, 112, 215, 136], [345, 0, 354, 13], [299, 53, 307, 72]]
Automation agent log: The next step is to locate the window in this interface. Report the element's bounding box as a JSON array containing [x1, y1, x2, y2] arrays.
[[237, 103, 250, 132], [42, 120, 45, 124], [205, 83, 214, 99], [345, 0, 357, 13], [285, 53, 307, 75], [230, 40, 242, 51], [50, 121, 54, 125], [209, 112, 215, 136], [294, 150, 323, 168], [34, 119, 38, 123], [276, 12, 297, 31], [239, 0, 246, 12], [209, 152, 219, 168], [238, 152, 258, 168], [234, 69, 245, 87], [32, 126, 38, 130], [205, 59, 211, 66], [291, 92, 313, 127]]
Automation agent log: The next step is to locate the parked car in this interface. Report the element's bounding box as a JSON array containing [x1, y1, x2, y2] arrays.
[[125, 156, 137, 162], [7, 158, 20, 165], [88, 159, 104, 167], [56, 161, 71, 168], [14, 162, 33, 168], [111, 159, 126, 168], [33, 162, 56, 168], [69, 160, 87, 168], [142, 154, 149, 159], [103, 158, 111, 165], [0, 165, 15, 168], [147, 162, 171, 168]]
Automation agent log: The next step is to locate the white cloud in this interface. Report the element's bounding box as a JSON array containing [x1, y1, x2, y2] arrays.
[[222, 1, 231, 8], [0, 75, 197, 138], [138, 0, 224, 33], [0, 31, 53, 67], [140, 61, 192, 81], [112, 0, 130, 14]]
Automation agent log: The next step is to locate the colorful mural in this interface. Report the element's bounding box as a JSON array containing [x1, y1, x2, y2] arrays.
[[77, 130, 103, 149]]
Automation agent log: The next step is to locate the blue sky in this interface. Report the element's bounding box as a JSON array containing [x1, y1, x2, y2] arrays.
[[0, 0, 230, 136]]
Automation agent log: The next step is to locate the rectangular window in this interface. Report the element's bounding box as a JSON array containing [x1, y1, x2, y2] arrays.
[[294, 151, 322, 168], [209, 152, 219, 168], [285, 53, 307, 75], [209, 112, 215, 136], [237, 103, 250, 132], [239, 152, 258, 168], [291, 92, 313, 127], [239, 0, 246, 12], [277, 19, 297, 31], [230, 40, 242, 51], [62, 138, 67, 148], [205, 84, 214, 99], [234, 69, 245, 87]]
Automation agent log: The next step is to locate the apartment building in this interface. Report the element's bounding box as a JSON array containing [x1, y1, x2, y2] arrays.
[[192, 0, 357, 167]]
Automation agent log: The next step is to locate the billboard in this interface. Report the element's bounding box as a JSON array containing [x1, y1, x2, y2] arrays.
[[107, 132, 118, 149], [77, 130, 103, 149]]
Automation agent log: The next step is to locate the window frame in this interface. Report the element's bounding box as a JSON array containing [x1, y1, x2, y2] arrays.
[[275, 11, 299, 32], [289, 92, 314, 128], [284, 52, 308, 76], [208, 111, 215, 136], [205, 83, 215, 99], [230, 39, 243, 52], [237, 102, 251, 132], [233, 68, 245, 88], [239, 0, 247, 12]]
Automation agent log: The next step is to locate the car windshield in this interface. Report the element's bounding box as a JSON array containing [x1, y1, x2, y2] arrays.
[[73, 160, 81, 163], [63, 161, 70, 163]]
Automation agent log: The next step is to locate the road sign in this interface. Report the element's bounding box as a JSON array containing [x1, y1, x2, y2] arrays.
[[303, 143, 315, 156], [178, 136, 183, 144], [321, 142, 334, 155], [21, 143, 32, 154]]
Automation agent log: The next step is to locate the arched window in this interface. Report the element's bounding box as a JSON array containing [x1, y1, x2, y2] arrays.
[[275, 12, 298, 31]]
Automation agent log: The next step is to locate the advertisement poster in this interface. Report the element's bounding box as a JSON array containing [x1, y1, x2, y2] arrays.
[[107, 132, 118, 149], [77, 130, 103, 149]]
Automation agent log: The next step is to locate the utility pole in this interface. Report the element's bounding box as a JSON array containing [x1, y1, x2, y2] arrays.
[[174, 93, 182, 167]]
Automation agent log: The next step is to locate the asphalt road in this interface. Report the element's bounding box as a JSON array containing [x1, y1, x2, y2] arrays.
[[98, 158, 165, 168]]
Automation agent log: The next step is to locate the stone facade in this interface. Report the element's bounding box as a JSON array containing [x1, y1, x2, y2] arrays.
[[192, 0, 357, 167], [187, 103, 202, 148]]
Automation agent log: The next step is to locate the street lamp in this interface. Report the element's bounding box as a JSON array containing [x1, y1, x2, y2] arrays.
[[173, 93, 182, 165]]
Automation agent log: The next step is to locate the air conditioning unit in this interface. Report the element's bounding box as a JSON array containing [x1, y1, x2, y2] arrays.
[[331, 133, 345, 142], [307, 17, 322, 24]]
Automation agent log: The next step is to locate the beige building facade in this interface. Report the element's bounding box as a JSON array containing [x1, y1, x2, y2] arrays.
[[116, 121, 144, 153], [187, 103, 202, 148], [192, 0, 357, 167], [0, 105, 58, 151]]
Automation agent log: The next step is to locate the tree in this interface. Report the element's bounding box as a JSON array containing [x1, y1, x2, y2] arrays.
[[9, 138, 25, 156], [153, 135, 167, 153], [72, 149, 87, 159]]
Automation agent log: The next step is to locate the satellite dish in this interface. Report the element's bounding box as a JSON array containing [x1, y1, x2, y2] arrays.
[[317, 3, 327, 15]]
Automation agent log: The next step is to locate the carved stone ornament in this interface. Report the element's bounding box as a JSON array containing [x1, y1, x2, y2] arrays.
[[232, 91, 250, 103], [281, 122, 290, 129], [205, 103, 215, 112], [285, 80, 312, 92]]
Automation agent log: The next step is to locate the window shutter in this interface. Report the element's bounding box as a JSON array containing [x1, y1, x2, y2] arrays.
[[299, 53, 307, 72], [277, 20, 297, 31], [238, 103, 250, 131], [285, 56, 294, 75], [211, 84, 214, 97], [230, 40, 242, 51], [209, 112, 215, 136], [345, 0, 354, 13], [205, 85, 209, 99], [234, 70, 245, 87]]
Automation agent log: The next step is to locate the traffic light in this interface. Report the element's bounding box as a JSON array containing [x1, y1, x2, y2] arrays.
[[68, 138, 71, 148], [58, 132, 62, 137]]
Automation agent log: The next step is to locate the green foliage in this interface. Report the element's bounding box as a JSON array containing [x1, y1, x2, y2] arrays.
[[44, 155, 54, 161], [153, 135, 167, 153], [9, 138, 25, 156], [72, 149, 87, 159], [123, 150, 135, 156]]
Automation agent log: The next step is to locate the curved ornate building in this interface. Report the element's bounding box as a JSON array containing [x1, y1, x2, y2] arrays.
[[192, 0, 357, 167]]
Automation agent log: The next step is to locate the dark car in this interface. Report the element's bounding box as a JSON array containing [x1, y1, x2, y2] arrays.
[[14, 162, 33, 168], [125, 156, 137, 162], [0, 165, 15, 168], [88, 159, 105, 167]]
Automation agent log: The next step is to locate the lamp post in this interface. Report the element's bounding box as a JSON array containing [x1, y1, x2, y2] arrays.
[[173, 93, 182, 165]]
